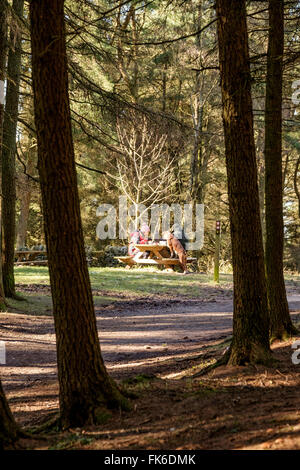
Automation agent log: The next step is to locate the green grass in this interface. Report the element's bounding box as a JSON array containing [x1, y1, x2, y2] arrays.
[[14, 266, 50, 285], [7, 293, 121, 316], [88, 267, 234, 297], [14, 265, 234, 299], [11, 266, 299, 317], [8, 293, 53, 316]]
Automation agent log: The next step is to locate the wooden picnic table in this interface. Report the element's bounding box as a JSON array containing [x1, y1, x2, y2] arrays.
[[115, 242, 197, 272], [134, 243, 168, 259]]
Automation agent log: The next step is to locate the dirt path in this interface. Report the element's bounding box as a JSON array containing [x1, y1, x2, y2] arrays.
[[1, 288, 300, 450], [1, 295, 299, 389]]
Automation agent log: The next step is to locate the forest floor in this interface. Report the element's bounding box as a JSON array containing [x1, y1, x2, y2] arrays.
[[1, 267, 300, 450]]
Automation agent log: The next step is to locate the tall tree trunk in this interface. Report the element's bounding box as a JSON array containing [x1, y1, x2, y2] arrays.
[[2, 0, 24, 298], [264, 0, 296, 339], [256, 128, 266, 245], [294, 154, 300, 219], [29, 0, 129, 428], [16, 192, 31, 250], [162, 60, 167, 113], [0, 379, 20, 449], [16, 141, 35, 249], [216, 0, 271, 365], [0, 0, 6, 146], [189, 1, 203, 204], [0, 0, 8, 307]]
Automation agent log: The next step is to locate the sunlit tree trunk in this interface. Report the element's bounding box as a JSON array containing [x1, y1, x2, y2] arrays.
[[294, 155, 300, 218], [264, 0, 297, 339], [16, 141, 35, 249], [190, 1, 203, 204], [0, 0, 8, 307], [16, 189, 31, 250], [216, 0, 271, 365], [29, 0, 129, 428], [2, 0, 24, 298]]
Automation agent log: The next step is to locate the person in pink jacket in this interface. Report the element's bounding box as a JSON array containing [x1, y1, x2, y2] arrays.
[[128, 224, 150, 257]]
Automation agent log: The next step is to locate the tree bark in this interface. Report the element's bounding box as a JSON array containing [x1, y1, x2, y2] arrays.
[[215, 0, 271, 365], [16, 187, 31, 250], [189, 1, 203, 204], [16, 142, 35, 249], [29, 0, 129, 428], [256, 128, 266, 245], [0, 379, 20, 449], [294, 154, 300, 219], [264, 0, 296, 339], [0, 0, 8, 307], [2, 0, 24, 298]]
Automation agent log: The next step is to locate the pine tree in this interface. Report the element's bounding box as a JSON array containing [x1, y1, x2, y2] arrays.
[[215, 0, 271, 364], [29, 0, 129, 428]]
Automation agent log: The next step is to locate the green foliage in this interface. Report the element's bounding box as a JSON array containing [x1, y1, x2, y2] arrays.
[[14, 0, 300, 272]]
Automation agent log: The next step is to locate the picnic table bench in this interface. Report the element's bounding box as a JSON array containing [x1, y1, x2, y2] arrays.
[[115, 243, 197, 272]]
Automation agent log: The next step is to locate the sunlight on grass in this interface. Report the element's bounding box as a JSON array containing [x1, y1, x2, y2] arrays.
[[10, 266, 299, 320], [14, 266, 234, 299], [14, 266, 50, 285], [14, 266, 299, 300], [88, 267, 234, 298]]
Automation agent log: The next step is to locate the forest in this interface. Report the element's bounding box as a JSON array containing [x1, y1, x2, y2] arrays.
[[0, 0, 300, 453]]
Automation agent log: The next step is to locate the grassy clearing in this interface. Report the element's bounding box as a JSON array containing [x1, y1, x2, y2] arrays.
[[8, 294, 53, 316], [7, 293, 121, 316], [10, 265, 235, 316], [14, 266, 50, 285], [11, 266, 299, 317], [14, 266, 234, 298]]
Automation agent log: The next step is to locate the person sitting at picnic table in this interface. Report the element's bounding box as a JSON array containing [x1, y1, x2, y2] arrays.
[[128, 224, 151, 258]]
